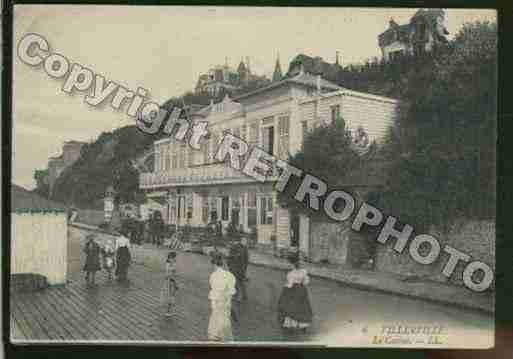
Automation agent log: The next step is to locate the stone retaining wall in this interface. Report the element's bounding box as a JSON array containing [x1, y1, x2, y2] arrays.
[[374, 220, 495, 289]]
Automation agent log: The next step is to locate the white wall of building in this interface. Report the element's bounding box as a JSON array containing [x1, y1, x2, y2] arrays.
[[11, 212, 68, 285]]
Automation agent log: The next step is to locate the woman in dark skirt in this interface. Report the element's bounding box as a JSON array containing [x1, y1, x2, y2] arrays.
[[115, 242, 132, 283], [277, 254, 313, 332], [83, 234, 102, 286]]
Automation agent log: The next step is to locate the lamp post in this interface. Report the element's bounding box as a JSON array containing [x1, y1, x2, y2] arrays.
[[104, 185, 116, 226]]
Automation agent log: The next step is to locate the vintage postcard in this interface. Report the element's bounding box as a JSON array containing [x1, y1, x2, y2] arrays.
[[10, 5, 496, 348]]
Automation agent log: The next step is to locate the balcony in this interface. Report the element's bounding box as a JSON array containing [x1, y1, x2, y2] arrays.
[[139, 161, 279, 189]]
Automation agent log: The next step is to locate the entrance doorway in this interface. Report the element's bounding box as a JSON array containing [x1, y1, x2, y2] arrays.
[[262, 126, 275, 155], [290, 213, 300, 247]]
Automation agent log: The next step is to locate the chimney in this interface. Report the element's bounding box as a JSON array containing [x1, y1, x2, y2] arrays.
[[336, 51, 340, 66], [246, 56, 251, 73]]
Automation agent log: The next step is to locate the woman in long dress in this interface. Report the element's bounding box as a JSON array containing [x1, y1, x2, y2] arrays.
[[115, 231, 132, 282], [83, 234, 101, 286], [208, 251, 236, 342], [277, 254, 313, 332]]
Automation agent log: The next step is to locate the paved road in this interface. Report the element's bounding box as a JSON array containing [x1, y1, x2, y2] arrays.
[[66, 231, 493, 347]]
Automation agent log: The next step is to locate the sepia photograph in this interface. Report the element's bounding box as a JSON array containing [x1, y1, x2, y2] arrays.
[[9, 5, 497, 348]]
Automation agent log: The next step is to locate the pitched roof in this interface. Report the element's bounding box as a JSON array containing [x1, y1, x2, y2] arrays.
[[287, 54, 341, 79], [378, 23, 411, 47], [237, 60, 246, 72], [11, 184, 67, 213], [272, 57, 283, 82], [234, 71, 341, 101], [289, 72, 342, 91]]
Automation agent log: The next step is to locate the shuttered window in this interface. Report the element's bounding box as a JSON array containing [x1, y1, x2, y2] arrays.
[[278, 115, 290, 160]]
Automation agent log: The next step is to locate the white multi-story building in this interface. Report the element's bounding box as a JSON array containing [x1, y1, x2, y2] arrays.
[[140, 68, 398, 258]]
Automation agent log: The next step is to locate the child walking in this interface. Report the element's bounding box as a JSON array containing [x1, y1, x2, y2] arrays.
[[102, 239, 115, 281], [161, 251, 179, 317]]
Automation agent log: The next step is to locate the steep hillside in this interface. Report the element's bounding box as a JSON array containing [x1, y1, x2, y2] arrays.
[[51, 125, 156, 209]]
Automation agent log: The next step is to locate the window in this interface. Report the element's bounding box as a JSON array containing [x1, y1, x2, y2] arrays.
[[241, 125, 247, 141], [247, 191, 257, 228], [171, 143, 178, 169], [202, 195, 209, 223], [231, 196, 241, 226], [221, 196, 229, 221], [186, 146, 193, 167], [202, 136, 209, 164], [260, 196, 273, 225], [186, 194, 193, 219], [211, 132, 220, 162], [247, 122, 259, 162], [209, 197, 218, 222], [165, 148, 170, 171], [179, 142, 186, 168], [278, 115, 290, 160], [301, 121, 308, 142], [262, 126, 275, 155], [330, 104, 341, 123]]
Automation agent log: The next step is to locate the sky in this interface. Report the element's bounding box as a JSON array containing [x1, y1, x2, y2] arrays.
[[12, 5, 497, 189]]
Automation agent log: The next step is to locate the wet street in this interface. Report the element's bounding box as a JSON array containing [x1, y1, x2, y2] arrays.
[[11, 230, 494, 347]]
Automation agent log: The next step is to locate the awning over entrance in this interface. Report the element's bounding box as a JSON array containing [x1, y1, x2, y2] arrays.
[[146, 191, 168, 205]]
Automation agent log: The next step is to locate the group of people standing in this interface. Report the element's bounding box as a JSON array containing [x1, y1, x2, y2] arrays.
[[207, 235, 313, 341], [122, 210, 165, 246], [83, 223, 313, 341], [82, 231, 132, 286]]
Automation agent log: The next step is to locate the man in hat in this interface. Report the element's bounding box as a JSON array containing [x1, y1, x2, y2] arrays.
[[227, 231, 249, 338]]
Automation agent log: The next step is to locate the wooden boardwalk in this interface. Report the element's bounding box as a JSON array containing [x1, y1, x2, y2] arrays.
[[10, 264, 209, 343]]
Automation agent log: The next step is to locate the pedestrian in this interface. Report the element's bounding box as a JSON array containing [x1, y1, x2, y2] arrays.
[[226, 234, 247, 338], [277, 253, 313, 333], [152, 211, 164, 247], [208, 251, 236, 342], [160, 251, 179, 317], [135, 215, 144, 245], [115, 231, 132, 283], [227, 235, 248, 299], [240, 236, 250, 290], [83, 234, 101, 286], [215, 220, 223, 246], [102, 239, 115, 281]]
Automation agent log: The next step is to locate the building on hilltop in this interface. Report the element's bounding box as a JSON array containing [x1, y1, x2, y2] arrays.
[[378, 8, 449, 62], [195, 57, 270, 97], [140, 67, 399, 265], [47, 140, 86, 196], [286, 52, 342, 83]]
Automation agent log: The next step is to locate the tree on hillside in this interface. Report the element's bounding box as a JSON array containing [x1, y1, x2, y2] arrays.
[[52, 125, 155, 209], [33, 169, 50, 198], [375, 21, 497, 230], [278, 117, 372, 219]]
